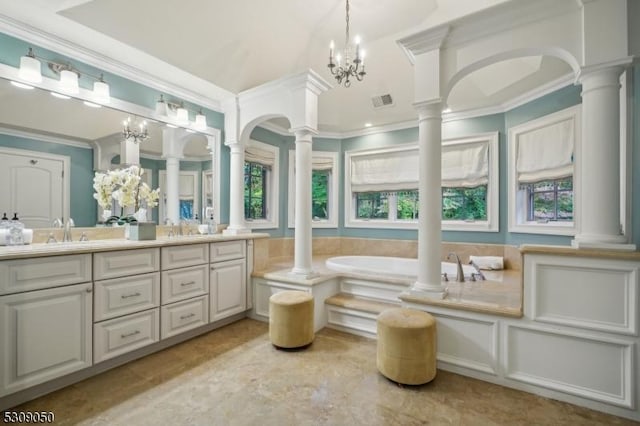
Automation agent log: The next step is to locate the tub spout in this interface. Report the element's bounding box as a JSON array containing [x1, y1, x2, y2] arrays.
[[447, 252, 465, 282]]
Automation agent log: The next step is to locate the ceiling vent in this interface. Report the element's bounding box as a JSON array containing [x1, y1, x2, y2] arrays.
[[371, 94, 394, 108]]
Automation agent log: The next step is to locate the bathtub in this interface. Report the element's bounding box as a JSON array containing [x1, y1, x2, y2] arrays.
[[325, 255, 477, 281]]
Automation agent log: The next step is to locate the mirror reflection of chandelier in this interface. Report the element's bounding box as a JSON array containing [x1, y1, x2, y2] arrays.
[[122, 116, 149, 143], [327, 0, 366, 87]]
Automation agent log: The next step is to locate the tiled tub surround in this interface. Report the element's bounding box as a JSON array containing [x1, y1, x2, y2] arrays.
[[251, 238, 640, 422], [0, 233, 266, 411]]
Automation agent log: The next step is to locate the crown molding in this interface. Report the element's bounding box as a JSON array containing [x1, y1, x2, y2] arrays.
[[0, 10, 232, 113], [0, 125, 92, 149], [397, 25, 450, 64]]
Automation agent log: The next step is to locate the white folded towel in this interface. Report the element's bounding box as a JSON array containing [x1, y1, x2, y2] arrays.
[[0, 228, 34, 245], [469, 255, 504, 270]]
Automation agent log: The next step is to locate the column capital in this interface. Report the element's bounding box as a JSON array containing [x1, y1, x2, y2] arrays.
[[224, 138, 244, 149], [290, 126, 318, 139], [577, 58, 632, 84], [413, 100, 443, 122]]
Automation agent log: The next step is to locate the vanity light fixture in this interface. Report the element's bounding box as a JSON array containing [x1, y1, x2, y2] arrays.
[[123, 116, 149, 143], [18, 48, 42, 83], [93, 74, 110, 104], [194, 110, 207, 130], [59, 69, 79, 95], [176, 102, 189, 126]]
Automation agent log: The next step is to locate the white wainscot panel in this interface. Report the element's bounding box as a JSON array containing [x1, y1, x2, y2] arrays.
[[505, 324, 634, 408], [252, 279, 308, 319], [527, 255, 638, 335], [433, 313, 498, 375], [326, 306, 378, 338]]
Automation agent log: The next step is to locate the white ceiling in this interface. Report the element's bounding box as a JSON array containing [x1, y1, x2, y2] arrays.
[[1, 0, 575, 141]]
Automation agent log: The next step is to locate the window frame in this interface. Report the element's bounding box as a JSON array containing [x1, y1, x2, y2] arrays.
[[287, 150, 339, 228], [508, 105, 580, 236], [159, 170, 199, 222], [244, 139, 279, 230], [441, 132, 499, 232]]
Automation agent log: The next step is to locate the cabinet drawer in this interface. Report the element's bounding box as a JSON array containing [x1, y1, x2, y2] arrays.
[[161, 265, 209, 305], [162, 244, 209, 270], [94, 308, 159, 363], [94, 248, 159, 281], [0, 254, 91, 295], [210, 240, 246, 262], [94, 272, 160, 322], [161, 295, 209, 339]]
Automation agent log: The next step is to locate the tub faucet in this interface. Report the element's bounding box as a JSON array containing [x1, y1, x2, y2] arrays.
[[447, 252, 465, 282]]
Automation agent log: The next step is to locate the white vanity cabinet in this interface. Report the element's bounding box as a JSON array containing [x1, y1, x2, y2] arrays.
[[93, 248, 160, 363], [160, 244, 210, 339], [0, 255, 93, 397], [210, 241, 247, 322]]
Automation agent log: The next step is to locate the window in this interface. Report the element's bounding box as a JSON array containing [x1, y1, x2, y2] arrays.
[[288, 151, 338, 228], [508, 105, 580, 235], [159, 170, 198, 222], [244, 140, 279, 229], [345, 133, 498, 231], [522, 177, 573, 222]]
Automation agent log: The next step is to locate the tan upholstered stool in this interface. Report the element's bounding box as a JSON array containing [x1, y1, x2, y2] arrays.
[[376, 307, 436, 385], [269, 291, 314, 349]]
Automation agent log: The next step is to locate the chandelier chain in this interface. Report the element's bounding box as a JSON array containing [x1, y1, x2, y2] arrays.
[[327, 0, 366, 88], [345, 0, 350, 47]]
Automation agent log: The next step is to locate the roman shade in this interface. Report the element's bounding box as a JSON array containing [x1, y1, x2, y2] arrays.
[[312, 155, 334, 171], [516, 118, 574, 183], [350, 147, 419, 192], [245, 145, 276, 167], [442, 142, 489, 188]]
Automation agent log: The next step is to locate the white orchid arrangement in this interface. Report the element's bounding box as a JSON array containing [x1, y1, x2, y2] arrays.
[[93, 165, 160, 223]]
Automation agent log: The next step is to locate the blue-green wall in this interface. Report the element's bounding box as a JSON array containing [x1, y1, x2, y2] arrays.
[[249, 79, 640, 248]]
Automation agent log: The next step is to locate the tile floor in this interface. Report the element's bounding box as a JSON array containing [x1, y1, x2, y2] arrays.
[[9, 319, 637, 425]]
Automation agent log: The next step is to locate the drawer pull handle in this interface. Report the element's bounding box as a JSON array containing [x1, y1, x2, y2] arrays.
[[180, 313, 196, 320], [121, 292, 141, 299], [121, 330, 141, 338], [180, 281, 196, 287]]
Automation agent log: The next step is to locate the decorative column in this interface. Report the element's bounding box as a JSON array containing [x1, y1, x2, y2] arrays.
[[409, 102, 446, 298], [573, 65, 635, 250], [291, 128, 315, 276], [165, 156, 180, 224], [223, 141, 250, 235], [120, 137, 140, 166]]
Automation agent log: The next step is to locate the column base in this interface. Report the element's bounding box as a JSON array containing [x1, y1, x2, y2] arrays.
[[405, 282, 447, 300], [571, 239, 636, 251], [289, 267, 319, 280], [222, 227, 252, 236], [572, 233, 635, 251]]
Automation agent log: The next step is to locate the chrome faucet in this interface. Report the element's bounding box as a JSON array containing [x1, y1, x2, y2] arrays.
[[178, 219, 187, 236], [62, 217, 74, 242], [52, 217, 74, 242], [447, 252, 465, 282], [164, 218, 175, 238]]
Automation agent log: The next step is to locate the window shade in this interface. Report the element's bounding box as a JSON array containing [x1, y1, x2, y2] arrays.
[[245, 145, 275, 167], [351, 148, 419, 192], [442, 142, 488, 188], [516, 118, 574, 183], [312, 156, 334, 171]]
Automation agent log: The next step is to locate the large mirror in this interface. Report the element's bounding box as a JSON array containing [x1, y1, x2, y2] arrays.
[[0, 78, 213, 228]]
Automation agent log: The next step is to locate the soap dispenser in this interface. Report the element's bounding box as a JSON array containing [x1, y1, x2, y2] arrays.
[[0, 213, 10, 245], [9, 213, 24, 246], [207, 214, 216, 235]]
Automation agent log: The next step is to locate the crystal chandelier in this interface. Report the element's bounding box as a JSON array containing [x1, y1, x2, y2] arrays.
[[122, 116, 149, 143], [328, 0, 366, 87]]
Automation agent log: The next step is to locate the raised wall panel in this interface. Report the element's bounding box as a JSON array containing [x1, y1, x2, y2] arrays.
[[252, 279, 308, 319], [340, 279, 406, 304], [326, 306, 378, 338], [526, 255, 638, 335], [505, 324, 634, 408], [432, 313, 498, 375]]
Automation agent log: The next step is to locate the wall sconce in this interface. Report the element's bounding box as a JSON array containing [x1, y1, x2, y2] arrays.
[[14, 46, 111, 104], [156, 95, 208, 130]]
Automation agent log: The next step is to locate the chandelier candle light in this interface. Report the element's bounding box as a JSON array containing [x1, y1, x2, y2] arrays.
[[123, 116, 149, 143], [328, 0, 366, 87]]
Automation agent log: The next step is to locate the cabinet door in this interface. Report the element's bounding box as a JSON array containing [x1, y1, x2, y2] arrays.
[[0, 283, 93, 397], [210, 258, 246, 322]]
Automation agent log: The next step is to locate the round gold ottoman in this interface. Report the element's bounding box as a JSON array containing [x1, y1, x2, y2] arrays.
[[376, 307, 436, 385], [269, 291, 315, 349]]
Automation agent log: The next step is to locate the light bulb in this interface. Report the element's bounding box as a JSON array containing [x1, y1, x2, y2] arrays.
[[195, 113, 207, 130], [59, 69, 79, 95], [93, 80, 110, 104], [176, 104, 189, 125], [18, 49, 42, 83]]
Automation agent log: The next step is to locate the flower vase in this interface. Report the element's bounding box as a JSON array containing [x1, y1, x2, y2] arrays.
[[133, 208, 147, 222], [102, 209, 112, 223]]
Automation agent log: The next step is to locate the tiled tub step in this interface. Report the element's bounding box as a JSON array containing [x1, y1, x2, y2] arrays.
[[325, 293, 399, 339]]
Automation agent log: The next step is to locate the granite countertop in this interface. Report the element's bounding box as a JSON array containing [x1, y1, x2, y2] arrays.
[[520, 244, 640, 260], [254, 255, 523, 317], [0, 233, 270, 260]]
